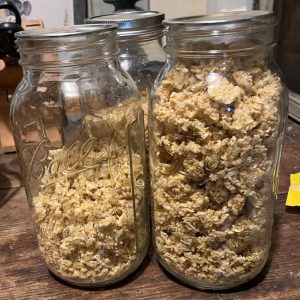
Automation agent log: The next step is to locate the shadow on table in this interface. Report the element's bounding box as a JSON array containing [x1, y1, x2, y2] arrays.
[[0, 156, 23, 208], [286, 206, 300, 214]]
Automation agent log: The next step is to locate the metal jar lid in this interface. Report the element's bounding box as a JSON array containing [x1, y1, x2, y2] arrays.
[[85, 11, 165, 40], [164, 10, 275, 31], [15, 24, 117, 39], [15, 24, 119, 67]]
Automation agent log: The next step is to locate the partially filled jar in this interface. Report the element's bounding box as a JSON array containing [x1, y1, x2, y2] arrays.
[[149, 11, 287, 289], [85, 11, 166, 93], [85, 11, 166, 140], [11, 25, 149, 287]]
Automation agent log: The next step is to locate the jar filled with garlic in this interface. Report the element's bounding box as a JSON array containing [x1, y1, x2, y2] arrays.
[[11, 25, 149, 287], [149, 11, 287, 289]]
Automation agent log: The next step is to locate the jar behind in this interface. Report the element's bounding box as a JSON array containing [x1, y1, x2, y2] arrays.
[[11, 25, 149, 287], [149, 11, 287, 289], [85, 11, 166, 93], [85, 11, 166, 134]]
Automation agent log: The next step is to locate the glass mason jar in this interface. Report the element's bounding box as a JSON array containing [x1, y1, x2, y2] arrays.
[[85, 11, 166, 93], [85, 11, 166, 136], [149, 11, 287, 290], [11, 25, 149, 287]]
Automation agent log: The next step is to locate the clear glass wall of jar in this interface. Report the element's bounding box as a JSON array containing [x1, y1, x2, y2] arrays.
[[149, 11, 287, 290], [11, 25, 149, 287], [85, 11, 166, 93], [85, 11, 166, 135]]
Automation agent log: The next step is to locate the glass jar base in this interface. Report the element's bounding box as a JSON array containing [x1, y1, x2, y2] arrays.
[[45, 242, 149, 288], [155, 251, 269, 290]]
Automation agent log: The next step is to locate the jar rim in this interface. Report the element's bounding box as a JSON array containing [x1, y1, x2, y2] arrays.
[[15, 24, 117, 39], [163, 10, 274, 25], [85, 11, 164, 39], [163, 10, 274, 27], [16, 24, 120, 68], [163, 11, 276, 57]]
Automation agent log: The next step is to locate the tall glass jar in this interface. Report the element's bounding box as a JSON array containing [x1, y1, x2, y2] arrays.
[[85, 11, 166, 136], [86, 11, 166, 93], [11, 25, 149, 287], [149, 11, 287, 290]]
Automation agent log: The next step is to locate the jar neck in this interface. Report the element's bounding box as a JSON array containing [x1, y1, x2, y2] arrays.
[[118, 29, 164, 44], [165, 47, 275, 62], [21, 57, 122, 78], [164, 24, 275, 58], [119, 38, 164, 54], [17, 30, 119, 69]]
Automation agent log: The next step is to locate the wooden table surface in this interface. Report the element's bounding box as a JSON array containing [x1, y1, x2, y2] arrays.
[[0, 118, 300, 300]]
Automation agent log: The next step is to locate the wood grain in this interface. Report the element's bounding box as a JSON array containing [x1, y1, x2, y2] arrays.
[[0, 189, 299, 300], [0, 118, 300, 300]]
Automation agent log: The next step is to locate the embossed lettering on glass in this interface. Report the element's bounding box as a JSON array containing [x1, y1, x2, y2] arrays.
[[11, 25, 149, 287]]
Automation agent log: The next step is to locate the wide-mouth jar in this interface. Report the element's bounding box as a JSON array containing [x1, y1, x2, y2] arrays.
[[149, 11, 287, 290], [85, 11, 166, 92], [11, 24, 149, 287], [85, 11, 166, 128]]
